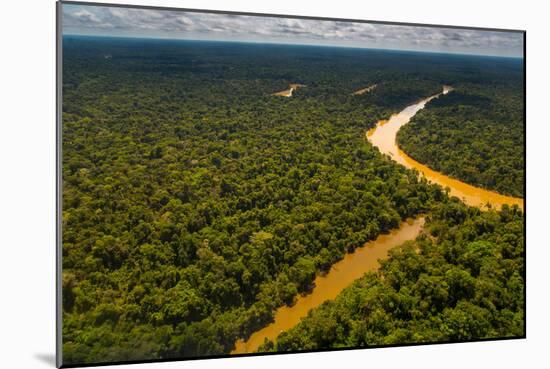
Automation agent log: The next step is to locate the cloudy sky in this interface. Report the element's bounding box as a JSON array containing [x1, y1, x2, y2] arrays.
[[62, 4, 523, 58]]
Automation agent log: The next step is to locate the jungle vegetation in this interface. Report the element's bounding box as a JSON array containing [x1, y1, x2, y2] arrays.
[[61, 36, 524, 364], [397, 74, 524, 197], [259, 201, 524, 351]]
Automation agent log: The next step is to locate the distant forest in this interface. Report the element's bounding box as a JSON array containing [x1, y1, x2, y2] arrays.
[[62, 36, 524, 364]]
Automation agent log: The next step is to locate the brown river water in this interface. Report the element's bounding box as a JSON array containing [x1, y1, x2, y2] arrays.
[[367, 86, 524, 209], [232, 86, 523, 354], [232, 217, 425, 354], [273, 83, 307, 97]]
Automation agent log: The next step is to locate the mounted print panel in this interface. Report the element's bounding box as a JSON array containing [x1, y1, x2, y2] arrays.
[[57, 1, 525, 367]]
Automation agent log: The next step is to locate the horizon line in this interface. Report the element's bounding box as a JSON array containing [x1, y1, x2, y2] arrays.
[[62, 33, 524, 60]]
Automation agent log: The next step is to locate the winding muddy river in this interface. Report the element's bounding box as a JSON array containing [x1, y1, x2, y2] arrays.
[[232, 85, 523, 354], [367, 86, 524, 209], [353, 84, 378, 95], [232, 217, 425, 354], [273, 83, 306, 97]]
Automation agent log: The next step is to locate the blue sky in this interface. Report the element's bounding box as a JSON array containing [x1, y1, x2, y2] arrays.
[[62, 4, 524, 58]]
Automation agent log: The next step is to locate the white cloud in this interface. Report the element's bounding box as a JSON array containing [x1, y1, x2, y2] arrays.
[[62, 4, 523, 57], [72, 9, 101, 24]]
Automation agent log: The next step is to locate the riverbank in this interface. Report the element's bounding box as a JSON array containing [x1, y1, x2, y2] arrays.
[[366, 86, 524, 209], [232, 85, 523, 355], [352, 84, 377, 95], [273, 83, 307, 97], [232, 217, 425, 354]]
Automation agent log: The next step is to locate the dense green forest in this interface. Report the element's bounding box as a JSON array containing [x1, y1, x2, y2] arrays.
[[62, 36, 524, 365], [397, 77, 524, 197], [260, 201, 524, 351]]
